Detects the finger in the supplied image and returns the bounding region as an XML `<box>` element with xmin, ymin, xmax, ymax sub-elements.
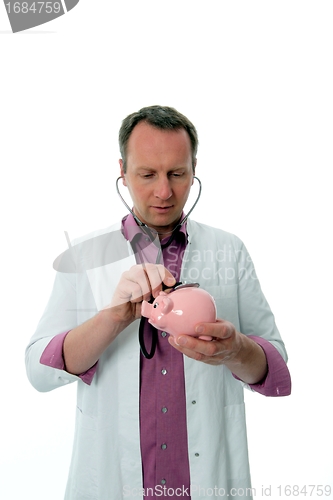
<box><xmin>145</xmin><ymin>264</ymin><xmax>176</xmax><ymax>298</ymax></box>
<box><xmin>114</xmin><ymin>278</ymin><xmax>146</xmax><ymax>304</ymax></box>
<box><xmin>127</xmin><ymin>263</ymin><xmax>173</xmax><ymax>302</ymax></box>
<box><xmin>131</xmin><ymin>264</ymin><xmax>161</xmax><ymax>300</ymax></box>
<box><xmin>168</xmin><ymin>336</ymin><xmax>218</xmax><ymax>362</ymax></box>
<box><xmin>171</xmin><ymin>334</ymin><xmax>225</xmax><ymax>358</ymax></box>
<box><xmin>130</xmin><ymin>265</ymin><xmax>155</xmax><ymax>301</ymax></box>
<box><xmin>117</xmin><ymin>267</ymin><xmax>150</xmax><ymax>303</ymax></box>
<box><xmin>194</xmin><ymin>319</ymin><xmax>234</xmax><ymax>340</ymax></box>
<box><xmin>119</xmin><ymin>264</ymin><xmax>176</xmax><ymax>304</ymax></box>
<box><xmin>158</xmin><ymin>264</ymin><xmax>177</xmax><ymax>287</ymax></box>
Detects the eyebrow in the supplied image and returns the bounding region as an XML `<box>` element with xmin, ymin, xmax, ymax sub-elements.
<box><xmin>136</xmin><ymin>166</ymin><xmax>187</xmax><ymax>172</ymax></box>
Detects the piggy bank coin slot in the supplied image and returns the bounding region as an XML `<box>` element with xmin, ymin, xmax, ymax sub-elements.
<box><xmin>173</xmin><ymin>282</ymin><xmax>200</xmax><ymax>290</ymax></box>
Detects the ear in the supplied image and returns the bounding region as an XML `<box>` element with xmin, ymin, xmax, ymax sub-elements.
<box><xmin>161</xmin><ymin>297</ymin><xmax>173</xmax><ymax>314</ymax></box>
<box><xmin>119</xmin><ymin>159</ymin><xmax>127</xmax><ymax>186</ymax></box>
<box><xmin>191</xmin><ymin>159</ymin><xmax>197</xmax><ymax>183</ymax></box>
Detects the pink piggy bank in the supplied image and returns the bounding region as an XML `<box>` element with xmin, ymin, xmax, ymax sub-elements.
<box><xmin>141</xmin><ymin>285</ymin><xmax>217</xmax><ymax>340</ymax></box>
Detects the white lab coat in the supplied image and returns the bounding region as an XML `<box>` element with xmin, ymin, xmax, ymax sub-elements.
<box><xmin>26</xmin><ymin>219</ymin><xmax>287</xmax><ymax>500</ymax></box>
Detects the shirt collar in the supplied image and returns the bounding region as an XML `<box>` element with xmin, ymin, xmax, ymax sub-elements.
<box><xmin>121</xmin><ymin>212</ymin><xmax>187</xmax><ymax>244</ymax></box>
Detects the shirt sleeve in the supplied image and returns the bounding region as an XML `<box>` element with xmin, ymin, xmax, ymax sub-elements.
<box><xmin>40</xmin><ymin>331</ymin><xmax>98</xmax><ymax>386</ymax></box>
<box><xmin>234</xmin><ymin>335</ymin><xmax>291</xmax><ymax>396</ymax></box>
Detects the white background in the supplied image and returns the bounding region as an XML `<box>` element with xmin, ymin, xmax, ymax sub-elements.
<box><xmin>1</xmin><ymin>1</ymin><xmax>332</xmax><ymax>499</ymax></box>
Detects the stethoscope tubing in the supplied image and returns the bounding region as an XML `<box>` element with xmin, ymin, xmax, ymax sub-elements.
<box><xmin>116</xmin><ymin>174</ymin><xmax>202</xmax><ymax>359</ymax></box>
<box><xmin>115</xmin><ymin>175</ymin><xmax>202</xmax><ymax>235</ymax></box>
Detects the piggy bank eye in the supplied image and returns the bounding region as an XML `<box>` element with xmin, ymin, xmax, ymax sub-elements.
<box><xmin>153</xmin><ymin>302</ymin><xmax>159</xmax><ymax>308</ymax></box>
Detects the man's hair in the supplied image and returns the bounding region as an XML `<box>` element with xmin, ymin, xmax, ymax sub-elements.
<box><xmin>119</xmin><ymin>105</ymin><xmax>198</xmax><ymax>173</ymax></box>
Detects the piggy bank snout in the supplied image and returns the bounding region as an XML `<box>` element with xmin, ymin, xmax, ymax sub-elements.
<box><xmin>141</xmin><ymin>301</ymin><xmax>152</xmax><ymax>318</ymax></box>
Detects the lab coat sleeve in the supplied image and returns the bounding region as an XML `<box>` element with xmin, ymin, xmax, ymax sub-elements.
<box><xmin>25</xmin><ymin>270</ymin><xmax>82</xmax><ymax>392</ymax></box>
<box><xmin>233</xmin><ymin>237</ymin><xmax>291</xmax><ymax>394</ymax></box>
<box><xmin>236</xmin><ymin>238</ymin><xmax>288</xmax><ymax>360</ymax></box>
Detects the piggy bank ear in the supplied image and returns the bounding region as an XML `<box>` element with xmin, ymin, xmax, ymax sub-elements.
<box><xmin>161</xmin><ymin>297</ymin><xmax>173</xmax><ymax>314</ymax></box>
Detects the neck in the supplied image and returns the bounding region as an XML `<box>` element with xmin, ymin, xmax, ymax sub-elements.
<box><xmin>133</xmin><ymin>213</ymin><xmax>184</xmax><ymax>240</ymax></box>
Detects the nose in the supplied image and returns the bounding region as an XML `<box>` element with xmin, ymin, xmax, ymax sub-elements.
<box><xmin>154</xmin><ymin>176</ymin><xmax>172</xmax><ymax>200</ymax></box>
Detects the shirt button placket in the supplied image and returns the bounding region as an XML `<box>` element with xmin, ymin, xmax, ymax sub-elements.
<box><xmin>157</xmin><ymin>329</ymin><xmax>171</xmax><ymax>488</ymax></box>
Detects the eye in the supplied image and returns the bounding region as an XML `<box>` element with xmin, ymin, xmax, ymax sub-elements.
<box><xmin>170</xmin><ymin>172</ymin><xmax>184</xmax><ymax>178</ymax></box>
<box><xmin>140</xmin><ymin>172</ymin><xmax>155</xmax><ymax>179</ymax></box>
<box><xmin>153</xmin><ymin>302</ymin><xmax>159</xmax><ymax>308</ymax></box>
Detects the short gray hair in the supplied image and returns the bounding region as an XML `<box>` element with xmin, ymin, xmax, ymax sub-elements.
<box><xmin>119</xmin><ymin>105</ymin><xmax>198</xmax><ymax>173</ymax></box>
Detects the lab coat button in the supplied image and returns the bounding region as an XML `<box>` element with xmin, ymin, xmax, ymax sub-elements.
<box><xmin>192</xmin><ymin>400</ymin><xmax>196</xmax><ymax>404</ymax></box>
<box><xmin>195</xmin><ymin>453</ymin><xmax>199</xmax><ymax>457</ymax></box>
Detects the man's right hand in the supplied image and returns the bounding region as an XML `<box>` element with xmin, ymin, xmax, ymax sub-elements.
<box><xmin>109</xmin><ymin>263</ymin><xmax>176</xmax><ymax>324</ymax></box>
<box><xmin>63</xmin><ymin>264</ymin><xmax>176</xmax><ymax>376</ymax></box>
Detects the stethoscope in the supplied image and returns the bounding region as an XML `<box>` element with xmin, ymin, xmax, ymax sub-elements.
<box><xmin>116</xmin><ymin>175</ymin><xmax>202</xmax><ymax>358</ymax></box>
<box><xmin>116</xmin><ymin>175</ymin><xmax>202</xmax><ymax>250</ymax></box>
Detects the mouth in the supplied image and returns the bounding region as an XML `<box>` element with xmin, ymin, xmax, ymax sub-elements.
<box><xmin>151</xmin><ymin>205</ymin><xmax>174</xmax><ymax>213</ymax></box>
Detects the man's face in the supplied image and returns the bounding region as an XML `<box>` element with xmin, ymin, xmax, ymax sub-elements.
<box><xmin>119</xmin><ymin>122</ymin><xmax>195</xmax><ymax>236</ymax></box>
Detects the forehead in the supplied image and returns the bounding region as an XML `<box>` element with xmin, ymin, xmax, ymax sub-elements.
<box><xmin>126</xmin><ymin>122</ymin><xmax>192</xmax><ymax>161</ymax></box>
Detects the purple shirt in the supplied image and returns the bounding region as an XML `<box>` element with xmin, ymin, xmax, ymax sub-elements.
<box><xmin>121</xmin><ymin>215</ymin><xmax>191</xmax><ymax>495</ymax></box>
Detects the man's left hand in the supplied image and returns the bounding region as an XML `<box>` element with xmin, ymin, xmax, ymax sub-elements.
<box><xmin>168</xmin><ymin>319</ymin><xmax>243</xmax><ymax>366</ymax></box>
<box><xmin>168</xmin><ymin>318</ymin><xmax>268</xmax><ymax>384</ymax></box>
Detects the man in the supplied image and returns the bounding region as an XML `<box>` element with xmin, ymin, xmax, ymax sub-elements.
<box><xmin>26</xmin><ymin>105</ymin><xmax>291</xmax><ymax>499</ymax></box>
